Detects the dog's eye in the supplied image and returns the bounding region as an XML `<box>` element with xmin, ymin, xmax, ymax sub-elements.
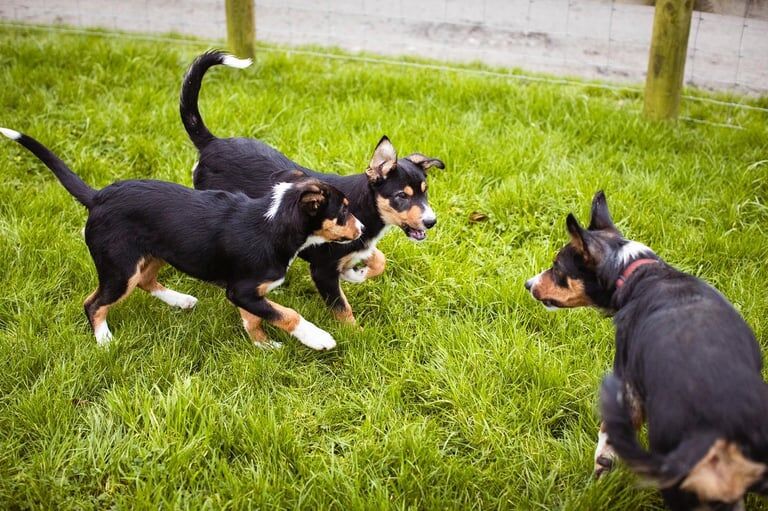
<box><xmin>553</xmin><ymin>268</ymin><xmax>568</xmax><ymax>287</ymax></box>
<box><xmin>395</xmin><ymin>192</ymin><xmax>407</xmax><ymax>200</ymax></box>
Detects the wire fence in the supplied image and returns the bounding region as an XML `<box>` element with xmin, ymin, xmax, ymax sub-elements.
<box><xmin>1</xmin><ymin>0</ymin><xmax>767</xmax><ymax>95</ymax></box>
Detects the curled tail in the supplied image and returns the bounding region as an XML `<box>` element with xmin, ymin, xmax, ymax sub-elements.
<box><xmin>1</xmin><ymin>128</ymin><xmax>95</xmax><ymax>208</ymax></box>
<box><xmin>179</xmin><ymin>49</ymin><xmax>252</xmax><ymax>151</ymax></box>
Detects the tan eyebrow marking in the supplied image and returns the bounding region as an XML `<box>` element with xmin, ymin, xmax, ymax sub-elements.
<box><xmin>403</xmin><ymin>186</ymin><xmax>414</xmax><ymax>197</ymax></box>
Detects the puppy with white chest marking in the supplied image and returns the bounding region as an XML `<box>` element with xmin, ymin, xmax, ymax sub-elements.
<box><xmin>179</xmin><ymin>50</ymin><xmax>445</xmax><ymax>324</ymax></box>
<box><xmin>526</xmin><ymin>191</ymin><xmax>768</xmax><ymax>510</ymax></box>
<box><xmin>1</xmin><ymin>128</ymin><xmax>362</xmax><ymax>349</ymax></box>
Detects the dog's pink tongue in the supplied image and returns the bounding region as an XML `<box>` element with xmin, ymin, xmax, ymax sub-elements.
<box><xmin>409</xmin><ymin>229</ymin><xmax>426</xmax><ymax>241</ymax></box>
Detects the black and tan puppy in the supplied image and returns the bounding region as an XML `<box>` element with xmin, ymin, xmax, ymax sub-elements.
<box><xmin>526</xmin><ymin>192</ymin><xmax>768</xmax><ymax>510</ymax></box>
<box><xmin>1</xmin><ymin>128</ymin><xmax>362</xmax><ymax>349</ymax></box>
<box><xmin>180</xmin><ymin>50</ymin><xmax>445</xmax><ymax>324</ymax></box>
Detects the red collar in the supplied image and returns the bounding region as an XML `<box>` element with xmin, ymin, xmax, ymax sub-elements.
<box><xmin>616</xmin><ymin>258</ymin><xmax>658</xmax><ymax>288</ymax></box>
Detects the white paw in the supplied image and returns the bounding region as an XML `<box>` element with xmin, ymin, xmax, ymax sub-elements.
<box><xmin>152</xmin><ymin>289</ymin><xmax>198</xmax><ymax>309</ymax></box>
<box><xmin>94</xmin><ymin>322</ymin><xmax>113</xmax><ymax>347</ymax></box>
<box><xmin>291</xmin><ymin>318</ymin><xmax>337</xmax><ymax>350</ymax></box>
<box><xmin>594</xmin><ymin>431</ymin><xmax>617</xmax><ymax>478</ymax></box>
<box><xmin>340</xmin><ymin>267</ymin><xmax>368</xmax><ymax>283</ymax></box>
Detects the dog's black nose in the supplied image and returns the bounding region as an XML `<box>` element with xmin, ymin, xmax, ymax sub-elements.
<box><xmin>524</xmin><ymin>279</ymin><xmax>533</xmax><ymax>291</ymax></box>
<box><xmin>424</xmin><ymin>218</ymin><xmax>437</xmax><ymax>229</ymax></box>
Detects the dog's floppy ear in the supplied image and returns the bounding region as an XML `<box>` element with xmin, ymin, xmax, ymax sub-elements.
<box><xmin>299</xmin><ymin>183</ymin><xmax>327</xmax><ymax>217</ymax></box>
<box><xmin>366</xmin><ymin>136</ymin><xmax>397</xmax><ymax>183</ymax></box>
<box><xmin>406</xmin><ymin>153</ymin><xmax>445</xmax><ymax>173</ymax></box>
<box><xmin>680</xmin><ymin>439</ymin><xmax>766</xmax><ymax>504</ymax></box>
<box><xmin>566</xmin><ymin>213</ymin><xmax>591</xmax><ymax>260</ymax></box>
<box><xmin>589</xmin><ymin>191</ymin><xmax>617</xmax><ymax>231</ymax></box>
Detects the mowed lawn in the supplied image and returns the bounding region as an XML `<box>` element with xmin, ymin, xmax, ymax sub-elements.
<box><xmin>1</xmin><ymin>25</ymin><xmax>767</xmax><ymax>510</ymax></box>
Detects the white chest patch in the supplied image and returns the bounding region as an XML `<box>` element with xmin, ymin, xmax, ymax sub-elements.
<box><xmin>289</xmin><ymin>235</ymin><xmax>328</xmax><ymax>266</ymax></box>
<box><xmin>344</xmin><ymin>224</ymin><xmax>393</xmax><ymax>268</ymax></box>
<box><xmin>619</xmin><ymin>240</ymin><xmax>653</xmax><ymax>265</ymax></box>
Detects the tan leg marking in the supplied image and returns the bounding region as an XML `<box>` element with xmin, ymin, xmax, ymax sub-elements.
<box><xmin>265</xmin><ymin>300</ymin><xmax>301</xmax><ymax>333</ymax></box>
<box><xmin>256</xmin><ymin>282</ymin><xmax>272</xmax><ymax>297</ymax></box>
<box><xmin>265</xmin><ymin>300</ymin><xmax>337</xmax><ymax>350</ymax></box>
<box><xmin>238</xmin><ymin>307</ymin><xmax>269</xmax><ymax>343</ymax></box>
<box><xmin>332</xmin><ymin>287</ymin><xmax>356</xmax><ymax>324</ymax></box>
<box><xmin>84</xmin><ymin>259</ymin><xmax>145</xmax><ymax>343</ymax></box>
<box><xmin>364</xmin><ymin>249</ymin><xmax>386</xmax><ymax>279</ymax></box>
<box><xmin>136</xmin><ymin>257</ymin><xmax>166</xmax><ymax>292</ymax></box>
<box><xmin>134</xmin><ymin>257</ymin><xmax>198</xmax><ymax>309</ymax></box>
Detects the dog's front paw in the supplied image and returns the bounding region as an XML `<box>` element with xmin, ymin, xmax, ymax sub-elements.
<box><xmin>94</xmin><ymin>323</ymin><xmax>113</xmax><ymax>347</ymax></box>
<box><xmin>593</xmin><ymin>434</ymin><xmax>617</xmax><ymax>479</ymax></box>
<box><xmin>340</xmin><ymin>267</ymin><xmax>368</xmax><ymax>283</ymax></box>
<box><xmin>292</xmin><ymin>318</ymin><xmax>337</xmax><ymax>350</ymax></box>
<box><xmin>175</xmin><ymin>294</ymin><xmax>198</xmax><ymax>309</ymax></box>
<box><xmin>152</xmin><ymin>289</ymin><xmax>198</xmax><ymax>309</ymax></box>
<box><xmin>594</xmin><ymin>454</ymin><xmax>615</xmax><ymax>479</ymax></box>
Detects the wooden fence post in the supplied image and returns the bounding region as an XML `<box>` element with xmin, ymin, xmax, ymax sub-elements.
<box><xmin>225</xmin><ymin>0</ymin><xmax>255</xmax><ymax>59</ymax></box>
<box><xmin>643</xmin><ymin>0</ymin><xmax>694</xmax><ymax>120</ymax></box>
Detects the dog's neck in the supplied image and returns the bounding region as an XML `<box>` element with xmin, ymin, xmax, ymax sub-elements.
<box><xmin>609</xmin><ymin>256</ymin><xmax>666</xmax><ymax>311</ymax></box>
<box><xmin>341</xmin><ymin>173</ymin><xmax>387</xmax><ymax>241</ymax></box>
<box><xmin>616</xmin><ymin>258</ymin><xmax>659</xmax><ymax>289</ymax></box>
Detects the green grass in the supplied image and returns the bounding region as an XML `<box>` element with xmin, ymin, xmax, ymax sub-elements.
<box><xmin>1</xmin><ymin>24</ymin><xmax>767</xmax><ymax>510</ymax></box>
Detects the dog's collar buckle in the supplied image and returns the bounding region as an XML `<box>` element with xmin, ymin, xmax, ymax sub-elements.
<box><xmin>616</xmin><ymin>258</ymin><xmax>658</xmax><ymax>289</ymax></box>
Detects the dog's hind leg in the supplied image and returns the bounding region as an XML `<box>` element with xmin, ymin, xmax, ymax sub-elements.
<box><xmin>593</xmin><ymin>421</ymin><xmax>617</xmax><ymax>478</ymax></box>
<box><xmin>84</xmin><ymin>258</ymin><xmax>145</xmax><ymax>346</ymax></box>
<box><xmin>227</xmin><ymin>281</ymin><xmax>336</xmax><ymax>350</ymax></box>
<box><xmin>238</xmin><ymin>308</ymin><xmax>281</xmax><ymax>349</ymax></box>
<box><xmin>310</xmin><ymin>264</ymin><xmax>356</xmax><ymax>324</ymax></box>
<box><xmin>594</xmin><ymin>383</ymin><xmax>644</xmax><ymax>478</ymax></box>
<box><xmin>136</xmin><ymin>257</ymin><xmax>198</xmax><ymax>309</ymax></box>
<box><xmin>264</xmin><ymin>299</ymin><xmax>336</xmax><ymax>350</ymax></box>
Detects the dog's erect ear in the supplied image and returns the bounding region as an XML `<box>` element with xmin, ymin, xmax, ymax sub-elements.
<box><xmin>366</xmin><ymin>136</ymin><xmax>397</xmax><ymax>183</ymax></box>
<box><xmin>589</xmin><ymin>191</ymin><xmax>617</xmax><ymax>231</ymax></box>
<box><xmin>405</xmin><ymin>153</ymin><xmax>445</xmax><ymax>173</ymax></box>
<box><xmin>680</xmin><ymin>439</ymin><xmax>766</xmax><ymax>504</ymax></box>
<box><xmin>566</xmin><ymin>213</ymin><xmax>590</xmax><ymax>259</ymax></box>
<box><xmin>299</xmin><ymin>183</ymin><xmax>327</xmax><ymax>217</ymax></box>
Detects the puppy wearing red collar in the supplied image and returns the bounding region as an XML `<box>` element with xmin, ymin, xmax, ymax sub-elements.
<box><xmin>526</xmin><ymin>192</ymin><xmax>768</xmax><ymax>510</ymax></box>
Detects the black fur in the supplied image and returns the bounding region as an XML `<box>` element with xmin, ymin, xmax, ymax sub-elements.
<box><xmin>4</xmin><ymin>130</ymin><xmax>361</xmax><ymax>347</ymax></box>
<box><xmin>179</xmin><ymin>50</ymin><xmax>226</xmax><ymax>150</ymax></box>
<box><xmin>13</xmin><ymin>132</ymin><xmax>96</xmax><ymax>207</ymax></box>
<box><xmin>528</xmin><ymin>191</ymin><xmax>768</xmax><ymax>510</ymax></box>
<box><xmin>179</xmin><ymin>50</ymin><xmax>445</xmax><ymax>320</ymax></box>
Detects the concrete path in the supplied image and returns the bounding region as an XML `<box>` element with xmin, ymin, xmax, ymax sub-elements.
<box><xmin>2</xmin><ymin>0</ymin><xmax>766</xmax><ymax>94</ymax></box>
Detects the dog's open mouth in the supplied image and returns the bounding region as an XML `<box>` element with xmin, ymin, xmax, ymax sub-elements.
<box><xmin>542</xmin><ymin>299</ymin><xmax>563</xmax><ymax>310</ymax></box>
<box><xmin>403</xmin><ymin>226</ymin><xmax>426</xmax><ymax>241</ymax></box>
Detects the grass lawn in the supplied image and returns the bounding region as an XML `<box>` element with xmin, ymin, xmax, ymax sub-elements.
<box><xmin>1</xmin><ymin>24</ymin><xmax>767</xmax><ymax>510</ymax></box>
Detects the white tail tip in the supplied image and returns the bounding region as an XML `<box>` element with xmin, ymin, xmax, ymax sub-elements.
<box><xmin>222</xmin><ymin>55</ymin><xmax>252</xmax><ymax>69</ymax></box>
<box><xmin>0</xmin><ymin>128</ymin><xmax>21</xmax><ymax>140</ymax></box>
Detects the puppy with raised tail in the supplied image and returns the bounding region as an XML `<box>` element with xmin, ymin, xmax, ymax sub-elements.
<box><xmin>526</xmin><ymin>191</ymin><xmax>768</xmax><ymax>510</ymax></box>
<box><xmin>1</xmin><ymin>128</ymin><xmax>362</xmax><ymax>349</ymax></box>
<box><xmin>179</xmin><ymin>50</ymin><xmax>445</xmax><ymax>324</ymax></box>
